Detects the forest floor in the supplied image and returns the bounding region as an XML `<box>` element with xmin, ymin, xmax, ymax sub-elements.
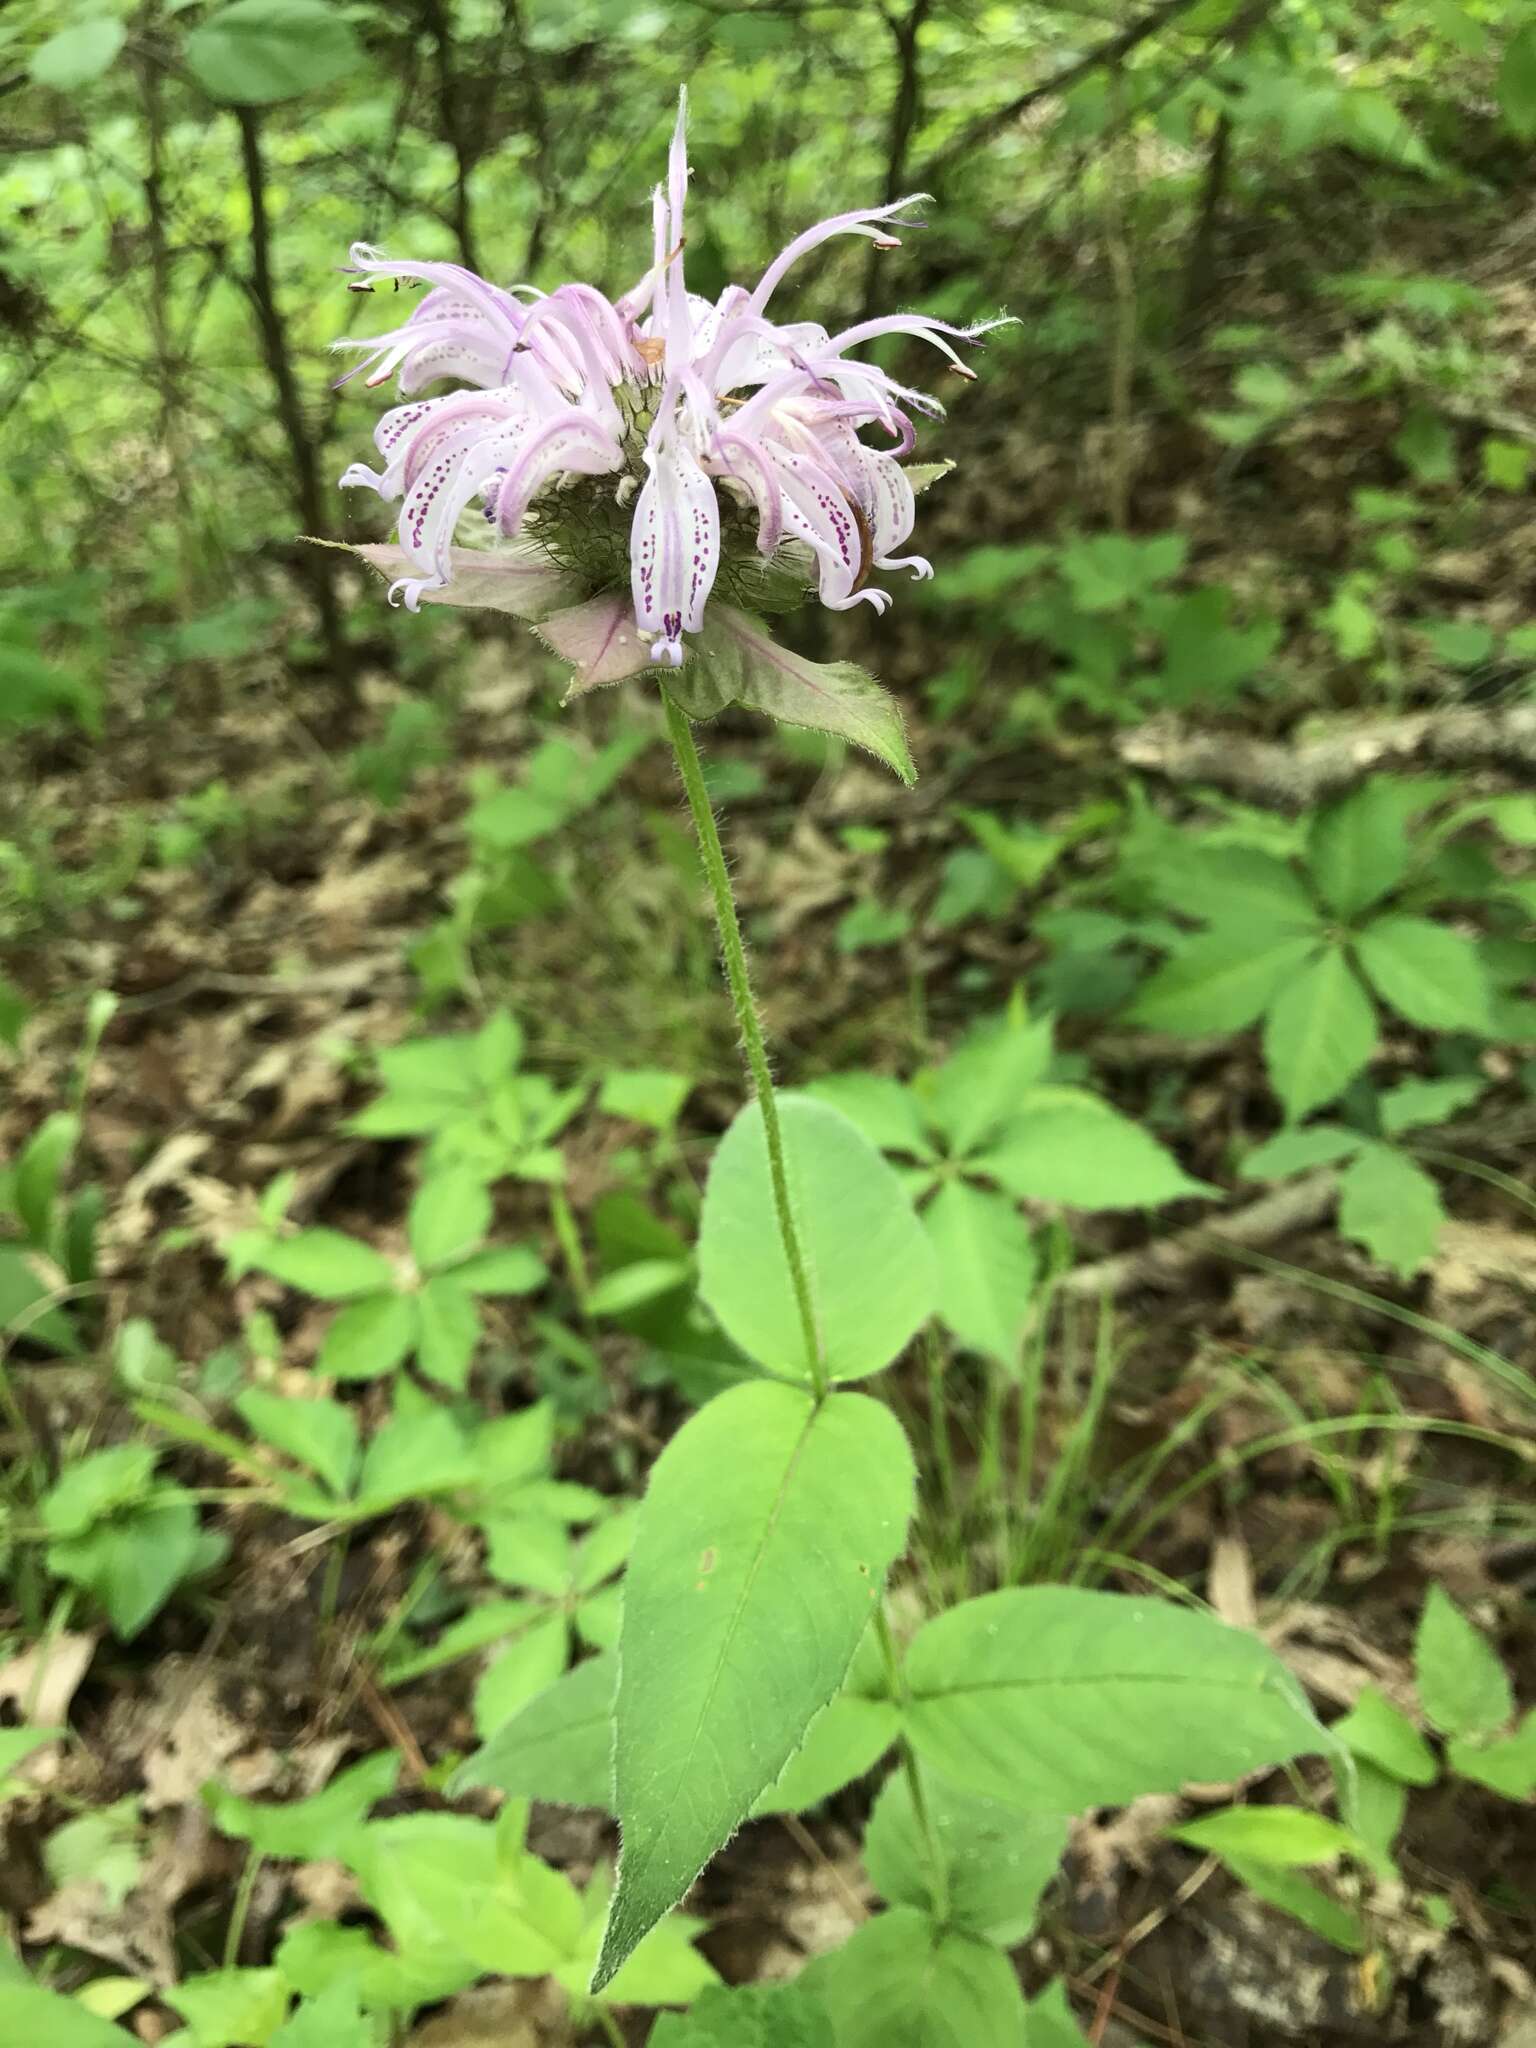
<box><xmin>4</xmin><ymin>189</ymin><xmax>1536</xmax><ymax>2046</ymax></box>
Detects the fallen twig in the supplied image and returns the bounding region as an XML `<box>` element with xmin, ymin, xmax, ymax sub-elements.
<box><xmin>1059</xmin><ymin>1108</ymin><xmax>1536</xmax><ymax>1301</ymax></box>
<box><xmin>1118</xmin><ymin>705</ymin><xmax>1536</xmax><ymax>806</ymax></box>
<box><xmin>1059</xmin><ymin>1167</ymin><xmax>1341</xmax><ymax>1300</ymax></box>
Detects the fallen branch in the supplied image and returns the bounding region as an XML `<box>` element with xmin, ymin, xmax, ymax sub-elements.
<box><xmin>1117</xmin><ymin>705</ymin><xmax>1536</xmax><ymax>806</ymax></box>
<box><xmin>1058</xmin><ymin>1168</ymin><xmax>1340</xmax><ymax>1300</ymax></box>
<box><xmin>1058</xmin><ymin>1109</ymin><xmax>1536</xmax><ymax>1302</ymax></box>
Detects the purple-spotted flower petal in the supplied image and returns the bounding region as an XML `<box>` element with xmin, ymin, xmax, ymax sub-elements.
<box><xmin>336</xmin><ymin>88</ymin><xmax>1008</xmax><ymax>670</ymax></box>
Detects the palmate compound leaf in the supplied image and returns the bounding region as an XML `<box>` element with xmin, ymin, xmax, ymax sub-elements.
<box><xmin>1353</xmin><ymin>914</ymin><xmax>1495</xmax><ymax>1035</ymax></box>
<box><xmin>1261</xmin><ymin>945</ymin><xmax>1378</xmax><ymax>1123</ymax></box>
<box><xmin>454</xmin><ymin>1652</ymin><xmax>617</xmax><ymax>1808</ymax></box>
<box><xmin>592</xmin><ymin>1380</ymin><xmax>915</xmax><ymax>1990</ymax></box>
<box><xmin>680</xmin><ymin>605</ymin><xmax>915</xmax><ymax>785</ymax></box>
<box><xmin>902</xmin><ymin>1588</ymin><xmax>1325</xmax><ymax>1811</ymax></box>
<box><xmin>698</xmin><ymin>1095</ymin><xmax>937</xmax><ymax>1384</ymax></box>
<box><xmin>973</xmin><ymin>1088</ymin><xmax>1213</xmax><ymax>1210</ymax></box>
<box><xmin>921</xmin><ymin>1179</ymin><xmax>1037</xmax><ymax>1366</ymax></box>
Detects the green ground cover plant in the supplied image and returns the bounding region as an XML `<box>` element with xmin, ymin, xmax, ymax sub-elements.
<box><xmin>4</xmin><ymin>1</ymin><xmax>1536</xmax><ymax>2043</ymax></box>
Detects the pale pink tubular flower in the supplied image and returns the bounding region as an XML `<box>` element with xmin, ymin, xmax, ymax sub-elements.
<box><xmin>335</xmin><ymin>89</ymin><xmax>1006</xmax><ymax>667</ymax></box>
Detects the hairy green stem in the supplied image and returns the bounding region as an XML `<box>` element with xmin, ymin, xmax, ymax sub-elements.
<box><xmin>661</xmin><ymin>686</ymin><xmax>825</xmax><ymax>1397</ymax></box>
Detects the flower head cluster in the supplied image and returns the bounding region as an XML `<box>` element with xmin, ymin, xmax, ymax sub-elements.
<box><xmin>337</xmin><ymin>92</ymin><xmax>999</xmax><ymax>674</ymax></box>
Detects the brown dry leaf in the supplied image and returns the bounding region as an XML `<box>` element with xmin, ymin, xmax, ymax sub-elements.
<box><xmin>404</xmin><ymin>1980</ymin><xmax>565</xmax><ymax>2047</ymax></box>
<box><xmin>1265</xmin><ymin>1603</ymin><xmax>1415</xmax><ymax>1711</ymax></box>
<box><xmin>1207</xmin><ymin>1532</ymin><xmax>1258</xmax><ymax>1630</ymax></box>
<box><xmin>26</xmin><ymin>1807</ymin><xmax>216</xmax><ymax>1986</ymax></box>
<box><xmin>1071</xmin><ymin>1794</ymin><xmax>1183</xmax><ymax>1890</ymax></box>
<box><xmin>758</xmin><ymin>817</ymin><xmax>857</xmax><ymax>933</ymax></box>
<box><xmin>287</xmin><ymin>1858</ymin><xmax>358</xmax><ymax>1924</ymax></box>
<box><xmin>1433</xmin><ymin>1222</ymin><xmax>1536</xmax><ymax>1298</ymax></box>
<box><xmin>0</xmin><ymin>1630</ymin><xmax>97</xmax><ymax>1728</ymax></box>
<box><xmin>106</xmin><ymin>1131</ymin><xmax>212</xmax><ymax>1254</ymax></box>
<box><xmin>126</xmin><ymin>1664</ymin><xmax>273</xmax><ymax>1812</ymax></box>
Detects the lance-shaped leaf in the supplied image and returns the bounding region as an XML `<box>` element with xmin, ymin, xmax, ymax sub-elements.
<box><xmin>308</xmin><ymin>539</ymin><xmax>578</xmax><ymax>621</ymax></box>
<box><xmin>689</xmin><ymin>605</ymin><xmax>915</xmax><ymax>785</ymax></box>
<box><xmin>904</xmin><ymin>458</ymin><xmax>956</xmax><ymax>495</ymax></box>
<box><xmin>593</xmin><ymin>1380</ymin><xmax>915</xmax><ymax>1990</ymax></box>
<box><xmin>539</xmin><ymin>593</ymin><xmax>655</xmax><ymax>694</ymax></box>
<box><xmin>903</xmin><ymin>1588</ymin><xmax>1325</xmax><ymax>1810</ymax></box>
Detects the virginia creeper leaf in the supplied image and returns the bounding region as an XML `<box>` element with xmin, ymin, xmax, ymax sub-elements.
<box><xmin>1261</xmin><ymin>946</ymin><xmax>1377</xmax><ymax>1122</ymax></box>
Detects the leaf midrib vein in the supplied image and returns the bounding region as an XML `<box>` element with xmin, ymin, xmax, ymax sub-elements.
<box><xmin>625</xmin><ymin>1397</ymin><xmax>822</xmax><ymax>1882</ymax></box>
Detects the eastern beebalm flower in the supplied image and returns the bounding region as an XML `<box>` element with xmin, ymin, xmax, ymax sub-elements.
<box><xmin>333</xmin><ymin>92</ymin><xmax>1004</xmax><ymax>772</ymax></box>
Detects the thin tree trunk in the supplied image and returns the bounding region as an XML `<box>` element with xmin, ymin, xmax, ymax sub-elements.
<box><xmin>1179</xmin><ymin>0</ymin><xmax>1276</xmax><ymax>325</ymax></box>
<box><xmin>235</xmin><ymin>104</ymin><xmax>350</xmax><ymax>690</ymax></box>
<box><xmin>862</xmin><ymin>0</ymin><xmax>932</xmax><ymax>319</ymax></box>
<box><xmin>419</xmin><ymin>0</ymin><xmax>482</xmax><ymax>272</ymax></box>
<box><xmin>496</xmin><ymin>0</ymin><xmax>552</xmax><ymax>274</ymax></box>
<box><xmin>136</xmin><ymin>16</ymin><xmax>199</xmax><ymax>582</ymax></box>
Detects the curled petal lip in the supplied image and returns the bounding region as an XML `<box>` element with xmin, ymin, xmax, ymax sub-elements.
<box><xmin>338</xmin><ymin>92</ymin><xmax>999</xmax><ymax>663</ymax></box>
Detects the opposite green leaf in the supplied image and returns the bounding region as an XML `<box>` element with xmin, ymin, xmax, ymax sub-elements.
<box><xmin>698</xmin><ymin>1095</ymin><xmax>937</xmax><ymax>1382</ymax></box>
<box><xmin>799</xmin><ymin>1907</ymin><xmax>1026</xmax><ymax>2048</ymax></box>
<box><xmin>29</xmin><ymin>20</ymin><xmax>127</xmax><ymax>90</ymax></box>
<box><xmin>691</xmin><ymin>606</ymin><xmax>916</xmax><ymax>785</ymax></box>
<box><xmin>903</xmin><ymin>1589</ymin><xmax>1322</xmax><ymax>1811</ymax></box>
<box><xmin>752</xmin><ymin>1695</ymin><xmax>901</xmax><ymax>1815</ymax></box>
<box><xmin>186</xmin><ymin>0</ymin><xmax>364</xmax><ymax>105</ymax></box>
<box><xmin>594</xmin><ymin>1381</ymin><xmax>915</xmax><ymax>1989</ymax></box>
<box><xmin>1261</xmin><ymin>946</ymin><xmax>1377</xmax><ymax>1123</ymax></box>
<box><xmin>1414</xmin><ymin>1585</ymin><xmax>1513</xmax><ymax>1740</ymax></box>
